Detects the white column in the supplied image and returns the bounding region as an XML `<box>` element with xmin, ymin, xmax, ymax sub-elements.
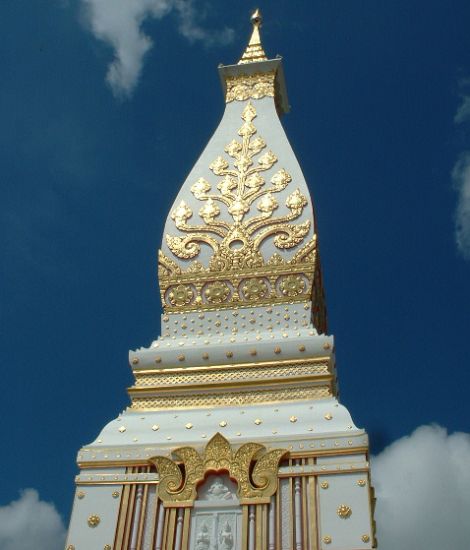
<box><xmin>294</xmin><ymin>462</ymin><xmax>303</xmax><ymax>550</ymax></box>
<box><xmin>174</xmin><ymin>507</ymin><xmax>184</xmax><ymax>550</ymax></box>
<box><xmin>268</xmin><ymin>496</ymin><xmax>276</xmax><ymax>550</ymax></box>
<box><xmin>130</xmin><ymin>485</ymin><xmax>144</xmax><ymax>550</ymax></box>
<box><xmin>248</xmin><ymin>505</ymin><xmax>256</xmax><ymax>550</ymax></box>
<box><xmin>154</xmin><ymin>500</ymin><xmax>165</xmax><ymax>550</ymax></box>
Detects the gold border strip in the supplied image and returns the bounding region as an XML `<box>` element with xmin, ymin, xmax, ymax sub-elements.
<box><xmin>289</xmin><ymin>446</ymin><xmax>368</xmax><ymax>459</ymax></box>
<box><xmin>159</xmin><ymin>261</ymin><xmax>315</xmax><ymax>285</ymax></box>
<box><xmin>77</xmin><ymin>446</ymin><xmax>368</xmax><ymax>469</ymax></box>
<box><xmin>133</xmin><ymin>355</ymin><xmax>332</xmax><ymax>375</ymax></box>
<box><xmin>114</xmin><ymin>482</ymin><xmax>131</xmax><ymax>550</ymax></box>
<box><xmin>128</xmin><ymin>374</ymin><xmax>333</xmax><ymax>395</ymax></box>
<box><xmin>136</xmin><ymin>483</ymin><xmax>148</xmax><ymax>549</ymax></box>
<box><xmin>278</xmin><ymin>467</ymin><xmax>369</xmax><ymax>479</ymax></box>
<box><xmin>129</xmin><ymin>388</ymin><xmax>332</xmax><ymax>411</ymax></box>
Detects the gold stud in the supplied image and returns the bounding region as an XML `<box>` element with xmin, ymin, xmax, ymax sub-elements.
<box><xmin>202</xmin><ymin>352</ymin><xmax>209</xmax><ymax>359</ymax></box>
<box><xmin>226</xmin><ymin>351</ymin><xmax>233</xmax><ymax>358</ymax></box>
<box><xmin>254</xmin><ymin>418</ymin><xmax>262</xmax><ymax>425</ymax></box>
<box><xmin>274</xmin><ymin>346</ymin><xmax>281</xmax><ymax>354</ymax></box>
<box><xmin>185</xmin><ymin>423</ymin><xmax>193</xmax><ymax>429</ymax></box>
<box><xmin>289</xmin><ymin>416</ymin><xmax>298</xmax><ymax>423</ymax></box>
<box><xmin>357</xmin><ymin>479</ymin><xmax>366</xmax><ymax>487</ymax></box>
<box><xmin>131</xmin><ymin>357</ymin><xmax>139</xmax><ymax>365</ymax></box>
<box><xmin>67</xmin><ymin>546</ymin><xmax>75</xmax><ymax>550</ymax></box>
<box><xmin>324</xmin><ymin>413</ymin><xmax>333</xmax><ymax>420</ymax></box>
<box><xmin>323</xmin><ymin>342</ymin><xmax>331</xmax><ymax>350</ymax></box>
<box><xmin>155</xmin><ymin>356</ymin><xmax>162</xmax><ymax>363</ymax></box>
<box><xmin>177</xmin><ymin>354</ymin><xmax>185</xmax><ymax>361</ymax></box>
<box><xmin>76</xmin><ymin>491</ymin><xmax>85</xmax><ymax>499</ymax></box>
<box><xmin>151</xmin><ymin>424</ymin><xmax>159</xmax><ymax>431</ymax></box>
<box><xmin>250</xmin><ymin>349</ymin><xmax>257</xmax><ymax>356</ymax></box>
<box><xmin>118</xmin><ymin>426</ymin><xmax>126</xmax><ymax>433</ymax></box>
<box><xmin>219</xmin><ymin>421</ymin><xmax>227</xmax><ymax>427</ymax></box>
<box><xmin>320</xmin><ymin>481</ymin><xmax>329</xmax><ymax>489</ymax></box>
<box><xmin>298</xmin><ymin>345</ymin><xmax>306</xmax><ymax>352</ymax></box>
<box><xmin>361</xmin><ymin>535</ymin><xmax>370</xmax><ymax>543</ymax></box>
<box><xmin>104</xmin><ymin>546</ymin><xmax>112</xmax><ymax>550</ymax></box>
<box><xmin>323</xmin><ymin>535</ymin><xmax>332</xmax><ymax>544</ymax></box>
<box><xmin>87</xmin><ymin>515</ymin><xmax>100</xmax><ymax>528</ymax></box>
<box><xmin>337</xmin><ymin>504</ymin><xmax>352</xmax><ymax>518</ymax></box>
<box><xmin>112</xmin><ymin>491</ymin><xmax>120</xmax><ymax>498</ymax></box>
<box><xmin>236</xmin><ymin>432</ymin><xmax>242</xmax><ymax>436</ymax></box>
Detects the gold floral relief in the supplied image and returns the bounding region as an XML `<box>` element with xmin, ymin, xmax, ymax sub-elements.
<box><xmin>150</xmin><ymin>433</ymin><xmax>287</xmax><ymax>507</ymax></box>
<box><xmin>166</xmin><ymin>101</ymin><xmax>310</xmax><ymax>271</ymax></box>
<box><xmin>159</xmin><ymin>101</ymin><xmax>323</xmax><ymax>314</ymax></box>
<box><xmin>225</xmin><ymin>72</ymin><xmax>276</xmax><ymax>103</ymax></box>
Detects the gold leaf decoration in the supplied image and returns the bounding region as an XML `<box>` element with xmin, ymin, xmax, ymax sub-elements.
<box><xmin>225</xmin><ymin>72</ymin><xmax>276</xmax><ymax>103</ymax></box>
<box><xmin>158</xmin><ymin>103</ymin><xmax>327</xmax><ymax>331</ymax></box>
<box><xmin>150</xmin><ymin>433</ymin><xmax>287</xmax><ymax>507</ymax></box>
<box><xmin>166</xmin><ymin>101</ymin><xmax>309</xmax><ymax>267</ymax></box>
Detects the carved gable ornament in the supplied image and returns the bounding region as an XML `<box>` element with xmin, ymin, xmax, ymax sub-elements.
<box><xmin>149</xmin><ymin>433</ymin><xmax>288</xmax><ymax>507</ymax></box>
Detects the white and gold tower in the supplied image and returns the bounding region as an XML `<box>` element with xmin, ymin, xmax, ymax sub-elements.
<box><xmin>66</xmin><ymin>11</ymin><xmax>377</xmax><ymax>550</ymax></box>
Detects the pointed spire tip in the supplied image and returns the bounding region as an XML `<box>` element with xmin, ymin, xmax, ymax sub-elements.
<box><xmin>238</xmin><ymin>9</ymin><xmax>268</xmax><ymax>64</ymax></box>
<box><xmin>250</xmin><ymin>8</ymin><xmax>262</xmax><ymax>27</ymax></box>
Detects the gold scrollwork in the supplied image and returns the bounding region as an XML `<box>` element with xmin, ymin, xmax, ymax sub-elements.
<box><xmin>166</xmin><ymin>102</ymin><xmax>310</xmax><ymax>270</ymax></box>
<box><xmin>225</xmin><ymin>72</ymin><xmax>276</xmax><ymax>103</ymax></box>
<box><xmin>150</xmin><ymin>433</ymin><xmax>287</xmax><ymax>506</ymax></box>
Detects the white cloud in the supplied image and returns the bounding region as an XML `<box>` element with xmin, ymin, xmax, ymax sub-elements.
<box><xmin>0</xmin><ymin>489</ymin><xmax>66</xmax><ymax>550</ymax></box>
<box><xmin>81</xmin><ymin>0</ymin><xmax>234</xmax><ymax>98</ymax></box>
<box><xmin>372</xmin><ymin>425</ymin><xmax>470</xmax><ymax>550</ymax></box>
<box><xmin>454</xmin><ymin>95</ymin><xmax>470</xmax><ymax>124</ymax></box>
<box><xmin>452</xmin><ymin>153</ymin><xmax>470</xmax><ymax>259</ymax></box>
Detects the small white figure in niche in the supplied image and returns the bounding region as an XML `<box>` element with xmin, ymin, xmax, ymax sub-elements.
<box><xmin>207</xmin><ymin>477</ymin><xmax>234</xmax><ymax>500</ymax></box>
<box><xmin>195</xmin><ymin>522</ymin><xmax>211</xmax><ymax>550</ymax></box>
<box><xmin>219</xmin><ymin>521</ymin><xmax>233</xmax><ymax>550</ymax></box>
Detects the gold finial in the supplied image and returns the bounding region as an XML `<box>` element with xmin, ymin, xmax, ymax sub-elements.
<box><xmin>238</xmin><ymin>9</ymin><xmax>268</xmax><ymax>64</ymax></box>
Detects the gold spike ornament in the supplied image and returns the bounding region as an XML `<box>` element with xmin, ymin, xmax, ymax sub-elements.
<box><xmin>238</xmin><ymin>9</ymin><xmax>268</xmax><ymax>64</ymax></box>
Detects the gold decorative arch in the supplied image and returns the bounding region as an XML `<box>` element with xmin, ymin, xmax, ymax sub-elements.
<box><xmin>149</xmin><ymin>433</ymin><xmax>287</xmax><ymax>507</ymax></box>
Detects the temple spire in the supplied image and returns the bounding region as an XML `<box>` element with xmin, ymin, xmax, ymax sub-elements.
<box><xmin>238</xmin><ymin>8</ymin><xmax>268</xmax><ymax>64</ymax></box>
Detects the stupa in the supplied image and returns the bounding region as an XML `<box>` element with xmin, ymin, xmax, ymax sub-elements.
<box><xmin>66</xmin><ymin>10</ymin><xmax>377</xmax><ymax>550</ymax></box>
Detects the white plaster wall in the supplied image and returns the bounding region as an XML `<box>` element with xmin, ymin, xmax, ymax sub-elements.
<box><xmin>66</xmin><ymin>470</ymin><xmax>125</xmax><ymax>549</ymax></box>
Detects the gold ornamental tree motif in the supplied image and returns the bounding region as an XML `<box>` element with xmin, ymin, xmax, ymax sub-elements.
<box><xmin>150</xmin><ymin>433</ymin><xmax>287</xmax><ymax>507</ymax></box>
<box><xmin>157</xmin><ymin>100</ymin><xmax>327</xmax><ymax>315</ymax></box>
<box><xmin>165</xmin><ymin>101</ymin><xmax>310</xmax><ymax>271</ymax></box>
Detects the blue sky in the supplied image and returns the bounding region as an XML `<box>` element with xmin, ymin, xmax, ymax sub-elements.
<box><xmin>1</xmin><ymin>1</ymin><xmax>470</xmax><ymax>548</ymax></box>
